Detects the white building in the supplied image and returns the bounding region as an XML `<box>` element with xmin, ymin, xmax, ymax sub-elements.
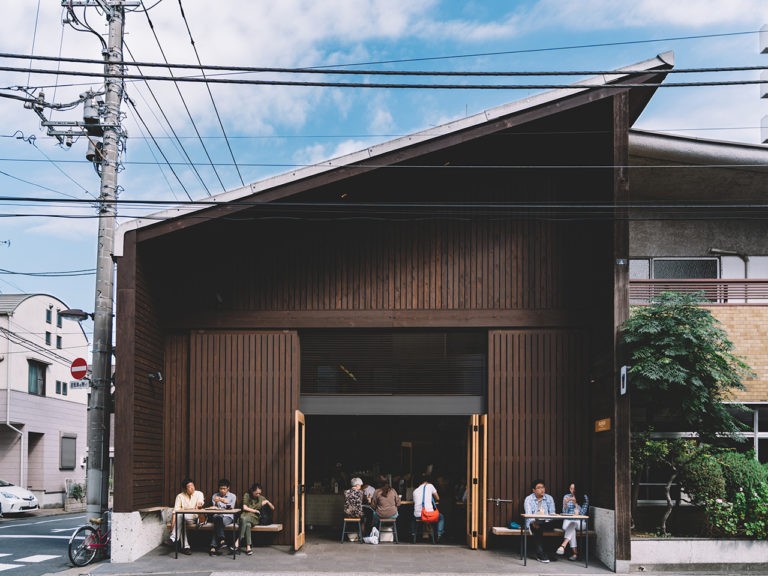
<box><xmin>0</xmin><ymin>294</ymin><xmax>90</xmax><ymax>508</ymax></box>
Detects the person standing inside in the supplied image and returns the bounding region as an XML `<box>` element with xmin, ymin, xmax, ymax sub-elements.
<box><xmin>170</xmin><ymin>478</ymin><xmax>205</xmax><ymax>555</ymax></box>
<box><xmin>209</xmin><ymin>478</ymin><xmax>237</xmax><ymax>556</ymax></box>
<box><xmin>557</xmin><ymin>481</ymin><xmax>589</xmax><ymax>561</ymax></box>
<box><xmin>237</xmin><ymin>483</ymin><xmax>275</xmax><ymax>555</ymax></box>
<box><xmin>412</xmin><ymin>474</ymin><xmax>445</xmax><ymax>542</ymax></box>
<box><xmin>523</xmin><ymin>478</ymin><xmax>556</xmax><ymax>563</ymax></box>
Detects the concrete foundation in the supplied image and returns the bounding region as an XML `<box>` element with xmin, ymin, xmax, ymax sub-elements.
<box><xmin>111</xmin><ymin>510</ymin><xmax>167</xmax><ymax>563</ymax></box>
<box><xmin>631</xmin><ymin>537</ymin><xmax>768</xmax><ymax>571</ymax></box>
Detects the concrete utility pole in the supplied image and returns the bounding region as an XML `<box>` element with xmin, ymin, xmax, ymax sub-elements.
<box><xmin>58</xmin><ymin>0</ymin><xmax>135</xmax><ymax>518</ymax></box>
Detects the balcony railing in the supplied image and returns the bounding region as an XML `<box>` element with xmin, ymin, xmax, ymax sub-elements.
<box><xmin>629</xmin><ymin>279</ymin><xmax>768</xmax><ymax>305</ymax></box>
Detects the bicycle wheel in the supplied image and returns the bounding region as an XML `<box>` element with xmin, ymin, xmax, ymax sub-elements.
<box><xmin>68</xmin><ymin>525</ymin><xmax>98</xmax><ymax>567</ymax></box>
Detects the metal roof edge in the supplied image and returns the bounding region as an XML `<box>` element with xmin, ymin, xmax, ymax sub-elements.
<box><xmin>629</xmin><ymin>128</ymin><xmax>768</xmax><ymax>169</ymax></box>
<box><xmin>115</xmin><ymin>51</ymin><xmax>674</xmax><ymax>257</ymax></box>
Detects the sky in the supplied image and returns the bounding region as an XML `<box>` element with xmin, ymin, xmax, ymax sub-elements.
<box><xmin>0</xmin><ymin>0</ymin><xmax>767</xmax><ymax>346</ymax></box>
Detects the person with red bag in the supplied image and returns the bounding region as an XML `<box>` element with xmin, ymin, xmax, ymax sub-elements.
<box><xmin>411</xmin><ymin>474</ymin><xmax>445</xmax><ymax>542</ymax></box>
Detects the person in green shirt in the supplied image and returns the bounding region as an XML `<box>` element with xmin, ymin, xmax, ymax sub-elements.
<box><xmin>237</xmin><ymin>483</ymin><xmax>274</xmax><ymax>555</ymax></box>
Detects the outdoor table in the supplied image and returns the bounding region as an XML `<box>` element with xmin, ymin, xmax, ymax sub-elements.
<box><xmin>173</xmin><ymin>507</ymin><xmax>241</xmax><ymax>559</ymax></box>
<box><xmin>521</xmin><ymin>513</ymin><xmax>590</xmax><ymax>568</ymax></box>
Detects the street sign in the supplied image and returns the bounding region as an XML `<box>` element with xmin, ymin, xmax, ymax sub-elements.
<box><xmin>70</xmin><ymin>357</ymin><xmax>88</xmax><ymax>380</ymax></box>
<box><xmin>70</xmin><ymin>380</ymin><xmax>90</xmax><ymax>389</ymax></box>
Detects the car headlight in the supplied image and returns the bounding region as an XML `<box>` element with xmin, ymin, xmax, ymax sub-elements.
<box><xmin>0</xmin><ymin>492</ymin><xmax>19</xmax><ymax>499</ymax></box>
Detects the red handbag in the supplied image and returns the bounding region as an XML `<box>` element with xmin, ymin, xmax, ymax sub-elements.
<box><xmin>419</xmin><ymin>487</ymin><xmax>440</xmax><ymax>522</ymax></box>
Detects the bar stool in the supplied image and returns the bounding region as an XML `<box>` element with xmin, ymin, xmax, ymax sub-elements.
<box><xmin>412</xmin><ymin>519</ymin><xmax>437</xmax><ymax>544</ymax></box>
<box><xmin>378</xmin><ymin>517</ymin><xmax>398</xmax><ymax>543</ymax></box>
<box><xmin>341</xmin><ymin>517</ymin><xmax>363</xmax><ymax>543</ymax></box>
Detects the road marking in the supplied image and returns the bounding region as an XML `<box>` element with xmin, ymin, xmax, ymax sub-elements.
<box><xmin>0</xmin><ymin>564</ymin><xmax>16</xmax><ymax>572</ymax></box>
<box><xmin>0</xmin><ymin>555</ymin><xmax>8</xmax><ymax>558</ymax></box>
<box><xmin>50</xmin><ymin>529</ymin><xmax>75</xmax><ymax>533</ymax></box>
<box><xmin>0</xmin><ymin>516</ymin><xmax>86</xmax><ymax>530</ymax></box>
<box><xmin>15</xmin><ymin>556</ymin><xmax>59</xmax><ymax>563</ymax></box>
<box><xmin>0</xmin><ymin>535</ymin><xmax>70</xmax><ymax>539</ymax></box>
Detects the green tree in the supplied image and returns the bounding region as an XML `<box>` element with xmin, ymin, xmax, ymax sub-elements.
<box><xmin>623</xmin><ymin>291</ymin><xmax>752</xmax><ymax>533</ymax></box>
<box><xmin>624</xmin><ymin>291</ymin><xmax>751</xmax><ymax>440</ymax></box>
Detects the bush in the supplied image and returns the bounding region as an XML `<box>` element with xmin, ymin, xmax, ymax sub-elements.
<box><xmin>716</xmin><ymin>450</ymin><xmax>768</xmax><ymax>500</ymax></box>
<box><xmin>70</xmin><ymin>483</ymin><xmax>85</xmax><ymax>501</ymax></box>
<box><xmin>681</xmin><ymin>452</ymin><xmax>726</xmax><ymax>505</ymax></box>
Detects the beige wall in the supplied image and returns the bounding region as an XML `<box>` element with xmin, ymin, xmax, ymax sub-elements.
<box><xmin>706</xmin><ymin>306</ymin><xmax>768</xmax><ymax>403</ymax></box>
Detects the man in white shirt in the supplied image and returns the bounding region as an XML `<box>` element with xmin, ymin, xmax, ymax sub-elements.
<box><xmin>170</xmin><ymin>478</ymin><xmax>205</xmax><ymax>555</ymax></box>
<box><xmin>412</xmin><ymin>475</ymin><xmax>445</xmax><ymax>542</ymax></box>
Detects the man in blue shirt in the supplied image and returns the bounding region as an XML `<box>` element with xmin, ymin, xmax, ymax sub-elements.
<box><xmin>523</xmin><ymin>478</ymin><xmax>556</xmax><ymax>563</ymax></box>
<box><xmin>209</xmin><ymin>478</ymin><xmax>237</xmax><ymax>555</ymax></box>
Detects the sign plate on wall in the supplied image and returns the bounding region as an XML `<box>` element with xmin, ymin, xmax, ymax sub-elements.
<box><xmin>594</xmin><ymin>418</ymin><xmax>611</xmax><ymax>432</ymax></box>
<box><xmin>70</xmin><ymin>380</ymin><xmax>90</xmax><ymax>389</ymax></box>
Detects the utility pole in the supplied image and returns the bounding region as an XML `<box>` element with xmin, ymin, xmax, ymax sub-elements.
<box><xmin>55</xmin><ymin>0</ymin><xmax>136</xmax><ymax>519</ymax></box>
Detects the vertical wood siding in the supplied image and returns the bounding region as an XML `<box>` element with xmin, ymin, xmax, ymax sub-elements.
<box><xmin>163</xmin><ymin>331</ymin><xmax>299</xmax><ymax>546</ymax></box>
<box><xmin>115</xmin><ymin>235</ymin><xmax>166</xmax><ymax>511</ymax></box>
<box><xmin>161</xmin><ymin>218</ymin><xmax>588</xmax><ymax>316</ymax></box>
<box><xmin>487</xmin><ymin>329</ymin><xmax>589</xmax><ymax>529</ymax></box>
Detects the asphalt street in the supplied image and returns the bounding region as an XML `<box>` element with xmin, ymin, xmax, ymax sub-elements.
<box><xmin>0</xmin><ymin>511</ymin><xmax>87</xmax><ymax>576</ymax></box>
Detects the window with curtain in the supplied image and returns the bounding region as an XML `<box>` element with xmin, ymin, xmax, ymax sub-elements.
<box><xmin>28</xmin><ymin>360</ymin><xmax>47</xmax><ymax>396</ymax></box>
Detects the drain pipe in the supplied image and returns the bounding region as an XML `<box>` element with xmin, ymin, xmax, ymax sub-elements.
<box><xmin>2</xmin><ymin>328</ymin><xmax>24</xmax><ymax>487</ymax></box>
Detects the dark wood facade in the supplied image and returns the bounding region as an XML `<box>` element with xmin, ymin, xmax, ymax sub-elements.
<box><xmin>115</xmin><ymin>57</ymin><xmax>671</xmax><ymax>557</ymax></box>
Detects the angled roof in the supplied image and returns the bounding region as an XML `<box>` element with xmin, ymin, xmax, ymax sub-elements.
<box><xmin>115</xmin><ymin>51</ymin><xmax>675</xmax><ymax>256</ymax></box>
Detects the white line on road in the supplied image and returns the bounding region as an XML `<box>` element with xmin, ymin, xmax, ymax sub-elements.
<box><xmin>0</xmin><ymin>516</ymin><xmax>85</xmax><ymax>530</ymax></box>
<box><xmin>15</xmin><ymin>556</ymin><xmax>60</xmax><ymax>563</ymax></box>
<box><xmin>0</xmin><ymin>564</ymin><xmax>16</xmax><ymax>572</ymax></box>
<box><xmin>0</xmin><ymin>535</ymin><xmax>70</xmax><ymax>539</ymax></box>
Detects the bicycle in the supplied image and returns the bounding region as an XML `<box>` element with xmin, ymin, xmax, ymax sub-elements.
<box><xmin>68</xmin><ymin>513</ymin><xmax>111</xmax><ymax>567</ymax></box>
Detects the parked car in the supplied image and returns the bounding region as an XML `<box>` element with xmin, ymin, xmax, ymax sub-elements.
<box><xmin>0</xmin><ymin>479</ymin><xmax>39</xmax><ymax>514</ymax></box>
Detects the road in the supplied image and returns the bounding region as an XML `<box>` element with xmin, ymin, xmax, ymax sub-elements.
<box><xmin>0</xmin><ymin>511</ymin><xmax>90</xmax><ymax>576</ymax></box>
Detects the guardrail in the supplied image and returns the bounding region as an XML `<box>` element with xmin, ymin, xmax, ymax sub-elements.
<box><xmin>629</xmin><ymin>279</ymin><xmax>768</xmax><ymax>305</ymax></box>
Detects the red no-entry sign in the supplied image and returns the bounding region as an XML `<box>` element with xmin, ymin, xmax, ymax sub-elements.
<box><xmin>71</xmin><ymin>357</ymin><xmax>88</xmax><ymax>380</ymax></box>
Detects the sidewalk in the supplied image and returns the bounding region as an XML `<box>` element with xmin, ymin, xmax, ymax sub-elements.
<box><xmin>47</xmin><ymin>536</ymin><xmax>768</xmax><ymax>576</ymax></box>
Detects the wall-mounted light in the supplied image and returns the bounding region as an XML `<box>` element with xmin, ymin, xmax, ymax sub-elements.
<box><xmin>59</xmin><ymin>308</ymin><xmax>95</xmax><ymax>322</ymax></box>
<box><xmin>147</xmin><ymin>371</ymin><xmax>163</xmax><ymax>383</ymax></box>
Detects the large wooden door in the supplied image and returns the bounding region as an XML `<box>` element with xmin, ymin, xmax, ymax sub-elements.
<box><xmin>466</xmin><ymin>414</ymin><xmax>488</xmax><ymax>549</ymax></box>
<box><xmin>294</xmin><ymin>409</ymin><xmax>306</xmax><ymax>551</ymax></box>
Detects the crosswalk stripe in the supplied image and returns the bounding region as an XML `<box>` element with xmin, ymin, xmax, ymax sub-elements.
<box><xmin>0</xmin><ymin>564</ymin><xmax>16</xmax><ymax>572</ymax></box>
<box><xmin>16</xmin><ymin>555</ymin><xmax>59</xmax><ymax>563</ymax></box>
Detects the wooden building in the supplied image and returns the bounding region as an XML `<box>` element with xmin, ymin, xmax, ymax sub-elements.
<box><xmin>112</xmin><ymin>53</ymin><xmax>674</xmax><ymax>569</ymax></box>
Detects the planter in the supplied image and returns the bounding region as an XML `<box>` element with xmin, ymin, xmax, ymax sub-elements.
<box><xmin>64</xmin><ymin>498</ymin><xmax>86</xmax><ymax>513</ymax></box>
<box><xmin>632</xmin><ymin>537</ymin><xmax>768</xmax><ymax>570</ymax></box>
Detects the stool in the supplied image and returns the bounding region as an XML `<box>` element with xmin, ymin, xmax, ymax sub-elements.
<box><xmin>341</xmin><ymin>517</ymin><xmax>363</xmax><ymax>543</ymax></box>
<box><xmin>378</xmin><ymin>517</ymin><xmax>398</xmax><ymax>544</ymax></box>
<box><xmin>413</xmin><ymin>519</ymin><xmax>436</xmax><ymax>544</ymax></box>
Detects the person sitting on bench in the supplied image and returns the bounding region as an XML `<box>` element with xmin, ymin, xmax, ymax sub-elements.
<box><xmin>209</xmin><ymin>478</ymin><xmax>236</xmax><ymax>556</ymax></box>
<box><xmin>557</xmin><ymin>481</ymin><xmax>588</xmax><ymax>562</ymax></box>
<box><xmin>523</xmin><ymin>478</ymin><xmax>556</xmax><ymax>563</ymax></box>
<box><xmin>236</xmin><ymin>483</ymin><xmax>275</xmax><ymax>555</ymax></box>
<box><xmin>170</xmin><ymin>478</ymin><xmax>205</xmax><ymax>555</ymax></box>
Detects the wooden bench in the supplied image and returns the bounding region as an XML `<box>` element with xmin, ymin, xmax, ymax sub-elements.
<box><xmin>492</xmin><ymin>526</ymin><xmax>595</xmax><ymax>538</ymax></box>
<box><xmin>166</xmin><ymin>520</ymin><xmax>283</xmax><ymax>533</ymax></box>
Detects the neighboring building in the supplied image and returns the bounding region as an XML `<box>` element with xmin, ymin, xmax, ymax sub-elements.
<box><xmin>0</xmin><ymin>294</ymin><xmax>90</xmax><ymax>508</ymax></box>
<box><xmin>112</xmin><ymin>52</ymin><xmax>677</xmax><ymax>567</ymax></box>
<box><xmin>628</xmin><ymin>130</ymin><xmax>768</xmax><ymax>463</ymax></box>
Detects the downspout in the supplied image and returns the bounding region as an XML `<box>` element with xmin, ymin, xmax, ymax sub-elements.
<box><xmin>3</xmin><ymin>317</ymin><xmax>24</xmax><ymax>487</ymax></box>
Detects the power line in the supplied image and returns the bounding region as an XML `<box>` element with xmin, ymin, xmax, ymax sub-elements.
<box><xmin>0</xmin><ymin>267</ymin><xmax>95</xmax><ymax>277</ymax></box>
<box><xmin>174</xmin><ymin>0</ymin><xmax>244</xmax><ymax>186</ymax></box>
<box><xmin>138</xmin><ymin>7</ymin><xmax>223</xmax><ymax>193</ymax></box>
<box><xmin>2</xmin><ymin>51</ymin><xmax>767</xmax><ymax>78</ymax></box>
<box><xmin>2</xmin><ymin>64</ymin><xmax>761</xmax><ymax>90</ymax></box>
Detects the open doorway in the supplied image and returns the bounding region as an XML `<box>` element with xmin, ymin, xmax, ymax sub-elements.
<box><xmin>303</xmin><ymin>415</ymin><xmax>468</xmax><ymax>543</ymax></box>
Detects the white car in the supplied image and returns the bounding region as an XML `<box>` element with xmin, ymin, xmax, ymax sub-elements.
<box><xmin>0</xmin><ymin>480</ymin><xmax>39</xmax><ymax>514</ymax></box>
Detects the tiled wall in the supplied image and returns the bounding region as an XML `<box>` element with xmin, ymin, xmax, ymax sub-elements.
<box><xmin>706</xmin><ymin>306</ymin><xmax>768</xmax><ymax>402</ymax></box>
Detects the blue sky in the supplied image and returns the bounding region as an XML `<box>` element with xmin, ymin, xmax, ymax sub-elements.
<box><xmin>0</xmin><ymin>0</ymin><xmax>766</xmax><ymax>345</ymax></box>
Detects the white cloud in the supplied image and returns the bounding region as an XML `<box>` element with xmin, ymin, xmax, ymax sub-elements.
<box><xmin>528</xmin><ymin>0</ymin><xmax>768</xmax><ymax>29</ymax></box>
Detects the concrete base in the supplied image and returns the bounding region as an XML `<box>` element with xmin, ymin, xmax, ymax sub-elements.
<box><xmin>632</xmin><ymin>537</ymin><xmax>768</xmax><ymax>571</ymax></box>
<box><xmin>593</xmin><ymin>507</ymin><xmax>619</xmax><ymax>571</ymax></box>
<box><xmin>111</xmin><ymin>510</ymin><xmax>167</xmax><ymax>563</ymax></box>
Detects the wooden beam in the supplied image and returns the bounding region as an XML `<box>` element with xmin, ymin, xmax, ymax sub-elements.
<box><xmin>162</xmin><ymin>308</ymin><xmax>593</xmax><ymax>331</ymax></box>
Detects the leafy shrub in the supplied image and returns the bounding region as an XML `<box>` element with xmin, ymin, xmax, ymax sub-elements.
<box><xmin>705</xmin><ymin>497</ymin><xmax>740</xmax><ymax>536</ymax></box>
<box><xmin>681</xmin><ymin>452</ymin><xmax>726</xmax><ymax>505</ymax></box>
<box><xmin>716</xmin><ymin>450</ymin><xmax>768</xmax><ymax>500</ymax></box>
<box><xmin>70</xmin><ymin>483</ymin><xmax>85</xmax><ymax>501</ymax></box>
